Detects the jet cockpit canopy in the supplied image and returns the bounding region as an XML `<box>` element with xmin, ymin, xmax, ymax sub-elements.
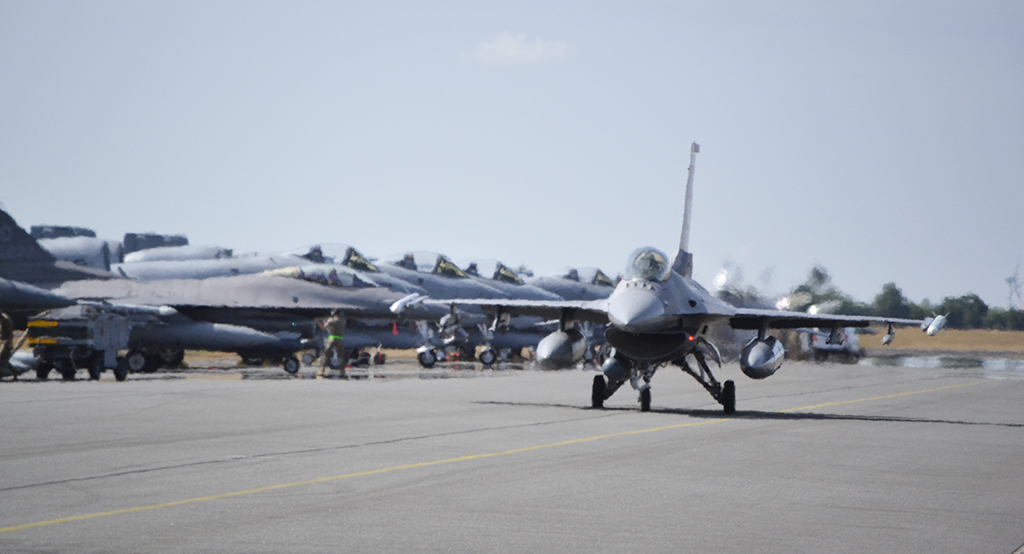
<box><xmin>386</xmin><ymin>252</ymin><xmax>468</xmax><ymax>279</ymax></box>
<box><xmin>460</xmin><ymin>259</ymin><xmax>525</xmax><ymax>285</ymax></box>
<box><xmin>624</xmin><ymin>247</ymin><xmax>671</xmax><ymax>282</ymax></box>
<box><xmin>264</xmin><ymin>264</ymin><xmax>378</xmax><ymax>288</ymax></box>
<box><xmin>576</xmin><ymin>267</ymin><xmax>617</xmax><ymax>287</ymax></box>
<box><xmin>293</xmin><ymin>244</ymin><xmax>381</xmax><ymax>273</ymax></box>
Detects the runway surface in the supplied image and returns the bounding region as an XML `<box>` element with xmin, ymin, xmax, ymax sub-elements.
<box><xmin>2</xmin><ymin>360</ymin><xmax>1023</xmax><ymax>553</ymax></box>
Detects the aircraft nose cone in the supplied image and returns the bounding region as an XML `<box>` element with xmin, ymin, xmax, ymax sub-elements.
<box><xmin>608</xmin><ymin>287</ymin><xmax>665</xmax><ymax>331</ymax></box>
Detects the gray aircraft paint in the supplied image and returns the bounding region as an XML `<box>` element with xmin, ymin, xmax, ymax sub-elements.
<box><xmin>38</xmin><ymin>236</ymin><xmax>114</xmax><ymax>271</ymax></box>
<box><xmin>123</xmin><ymin>244</ymin><xmax>233</xmax><ymax>263</ymax></box>
<box><xmin>0</xmin><ymin>277</ymin><xmax>74</xmax><ymax>313</ymax></box>
<box><xmin>394</xmin><ymin>144</ymin><xmax>934</xmax><ymax>412</ymax></box>
<box><xmin>112</xmin><ymin>252</ymin><xmax>312</xmax><ymax>281</ymax></box>
<box><xmin>527</xmin><ymin>267</ymin><xmax>616</xmax><ymax>302</ymax></box>
<box><xmin>0</xmin><ymin>209</ymin><xmax>121</xmax><ymax>288</ymax></box>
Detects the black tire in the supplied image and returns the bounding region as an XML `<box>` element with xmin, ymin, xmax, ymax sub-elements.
<box><xmin>282</xmin><ymin>356</ymin><xmax>300</xmax><ymax>375</ymax></box>
<box><xmin>372</xmin><ymin>352</ymin><xmax>386</xmax><ymax>365</ymax></box>
<box><xmin>241</xmin><ymin>357</ymin><xmax>265</xmax><ymax>367</ymax></box>
<box><xmin>114</xmin><ymin>360</ymin><xmax>128</xmax><ymax>382</ymax></box>
<box><xmin>721</xmin><ymin>380</ymin><xmax>736</xmax><ymax>414</ymax></box>
<box><xmin>126</xmin><ymin>350</ymin><xmax>152</xmax><ymax>373</ymax></box>
<box><xmin>640</xmin><ymin>388</ymin><xmax>651</xmax><ymax>412</ymax></box>
<box><xmin>35</xmin><ymin>364</ymin><xmax>51</xmax><ymax>381</ymax></box>
<box><xmin>479</xmin><ymin>348</ymin><xmax>497</xmax><ymax>367</ymax></box>
<box><xmin>591</xmin><ymin>375</ymin><xmax>606</xmax><ymax>408</ymax></box>
<box><xmin>418</xmin><ymin>350</ymin><xmax>436</xmax><ymax>369</ymax></box>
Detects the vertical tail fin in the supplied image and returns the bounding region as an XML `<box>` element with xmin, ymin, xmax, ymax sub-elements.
<box><xmin>0</xmin><ymin>208</ymin><xmax>114</xmax><ymax>286</ymax></box>
<box><xmin>0</xmin><ymin>209</ymin><xmax>58</xmax><ymax>272</ymax></box>
<box><xmin>671</xmin><ymin>142</ymin><xmax>699</xmax><ymax>278</ymax></box>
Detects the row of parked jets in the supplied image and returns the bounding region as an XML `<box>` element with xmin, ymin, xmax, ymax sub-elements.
<box><xmin>0</xmin><ymin>144</ymin><xmax>946</xmax><ymax>412</ymax></box>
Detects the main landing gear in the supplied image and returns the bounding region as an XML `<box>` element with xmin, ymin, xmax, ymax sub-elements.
<box><xmin>677</xmin><ymin>349</ymin><xmax>735</xmax><ymax>414</ymax></box>
<box><xmin>590</xmin><ymin>349</ymin><xmax>736</xmax><ymax>414</ymax></box>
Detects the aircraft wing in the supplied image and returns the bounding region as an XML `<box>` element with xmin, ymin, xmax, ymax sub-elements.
<box><xmin>392</xmin><ymin>296</ymin><xmax>611</xmax><ymax>324</ymax></box>
<box><xmin>729</xmin><ymin>308</ymin><xmax>924</xmax><ymax>330</ymax></box>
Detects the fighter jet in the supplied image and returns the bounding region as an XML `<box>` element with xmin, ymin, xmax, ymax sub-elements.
<box><xmin>0</xmin><ymin>210</ymin><xmax>121</xmax><ymax>288</ymax></box>
<box><xmin>0</xmin><ymin>278</ymin><xmax>75</xmax><ymax>318</ymax></box>
<box><xmin>51</xmin><ymin>264</ymin><xmax>444</xmax><ymax>373</ymax></box>
<box><xmin>528</xmin><ymin>267</ymin><xmax>617</xmax><ymax>301</ymax></box>
<box><xmin>2</xmin><ymin>209</ymin><xmax>442</xmax><ymax>376</ymax></box>
<box><xmin>393</xmin><ymin>143</ymin><xmax>938</xmax><ymax>413</ymax></box>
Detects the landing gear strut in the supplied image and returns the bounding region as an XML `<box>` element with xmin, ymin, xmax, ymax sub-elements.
<box><xmin>678</xmin><ymin>350</ymin><xmax>735</xmax><ymax>414</ymax></box>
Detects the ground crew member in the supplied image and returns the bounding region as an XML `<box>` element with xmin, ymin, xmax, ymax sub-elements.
<box><xmin>318</xmin><ymin>309</ymin><xmax>346</xmax><ymax>378</ymax></box>
<box><xmin>0</xmin><ymin>313</ymin><xmax>15</xmax><ymax>381</ymax></box>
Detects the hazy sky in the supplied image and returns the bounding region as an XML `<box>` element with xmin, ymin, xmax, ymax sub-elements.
<box><xmin>2</xmin><ymin>1</ymin><xmax>1022</xmax><ymax>308</ymax></box>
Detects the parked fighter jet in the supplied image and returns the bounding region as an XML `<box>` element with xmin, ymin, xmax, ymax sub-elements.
<box><xmin>52</xmin><ymin>264</ymin><xmax>444</xmax><ymax>373</ymax></box>
<box><xmin>0</xmin><ymin>210</ymin><xmax>121</xmax><ymax>288</ymax></box>
<box><xmin>0</xmin><ymin>278</ymin><xmax>75</xmax><ymax>319</ymax></box>
<box><xmin>2</xmin><ymin>209</ymin><xmax>442</xmax><ymax>377</ymax></box>
<box><xmin>528</xmin><ymin>267</ymin><xmax>617</xmax><ymax>301</ymax></box>
<box><xmin>393</xmin><ymin>143</ymin><xmax>939</xmax><ymax>413</ymax></box>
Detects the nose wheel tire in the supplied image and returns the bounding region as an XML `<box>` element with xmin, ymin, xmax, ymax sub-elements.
<box><xmin>591</xmin><ymin>375</ymin><xmax>606</xmax><ymax>408</ymax></box>
<box><xmin>417</xmin><ymin>349</ymin><xmax>436</xmax><ymax>369</ymax></box>
<box><xmin>640</xmin><ymin>388</ymin><xmax>651</xmax><ymax>412</ymax></box>
<box><xmin>479</xmin><ymin>348</ymin><xmax>497</xmax><ymax>367</ymax></box>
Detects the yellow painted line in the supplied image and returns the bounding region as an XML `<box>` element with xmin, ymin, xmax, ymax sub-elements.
<box><xmin>778</xmin><ymin>381</ymin><xmax>986</xmax><ymax>413</ymax></box>
<box><xmin>0</xmin><ymin>379</ymin><xmax>988</xmax><ymax>534</ymax></box>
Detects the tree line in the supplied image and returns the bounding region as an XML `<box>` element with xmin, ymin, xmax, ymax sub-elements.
<box><xmin>784</xmin><ymin>266</ymin><xmax>1024</xmax><ymax>331</ymax></box>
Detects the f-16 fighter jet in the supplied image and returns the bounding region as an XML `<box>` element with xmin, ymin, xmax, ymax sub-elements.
<box><xmin>394</xmin><ymin>143</ymin><xmax>941</xmax><ymax>413</ymax></box>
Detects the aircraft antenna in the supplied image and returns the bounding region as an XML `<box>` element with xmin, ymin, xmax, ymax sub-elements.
<box><xmin>672</xmin><ymin>142</ymin><xmax>699</xmax><ymax>277</ymax></box>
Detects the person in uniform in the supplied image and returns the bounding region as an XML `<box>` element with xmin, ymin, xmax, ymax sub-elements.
<box><xmin>0</xmin><ymin>313</ymin><xmax>15</xmax><ymax>381</ymax></box>
<box><xmin>318</xmin><ymin>309</ymin><xmax>346</xmax><ymax>378</ymax></box>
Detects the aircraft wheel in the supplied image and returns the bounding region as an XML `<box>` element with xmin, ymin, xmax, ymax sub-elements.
<box><xmin>591</xmin><ymin>375</ymin><xmax>606</xmax><ymax>408</ymax></box>
<box><xmin>282</xmin><ymin>356</ymin><xmax>300</xmax><ymax>375</ymax></box>
<box><xmin>640</xmin><ymin>388</ymin><xmax>651</xmax><ymax>412</ymax></box>
<box><xmin>241</xmin><ymin>357</ymin><xmax>265</xmax><ymax>367</ymax></box>
<box><xmin>417</xmin><ymin>349</ymin><xmax>436</xmax><ymax>369</ymax></box>
<box><xmin>479</xmin><ymin>348</ymin><xmax>497</xmax><ymax>367</ymax></box>
<box><xmin>721</xmin><ymin>380</ymin><xmax>736</xmax><ymax>414</ymax></box>
<box><xmin>126</xmin><ymin>350</ymin><xmax>153</xmax><ymax>373</ymax></box>
<box><xmin>114</xmin><ymin>359</ymin><xmax>128</xmax><ymax>382</ymax></box>
<box><xmin>372</xmin><ymin>352</ymin><xmax>386</xmax><ymax>365</ymax></box>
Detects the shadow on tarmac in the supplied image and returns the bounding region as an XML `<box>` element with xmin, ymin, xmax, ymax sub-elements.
<box><xmin>475</xmin><ymin>401</ymin><xmax>1024</xmax><ymax>428</ymax></box>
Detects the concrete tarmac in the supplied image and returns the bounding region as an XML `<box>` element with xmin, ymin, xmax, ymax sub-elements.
<box><xmin>1</xmin><ymin>360</ymin><xmax>1023</xmax><ymax>553</ymax></box>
